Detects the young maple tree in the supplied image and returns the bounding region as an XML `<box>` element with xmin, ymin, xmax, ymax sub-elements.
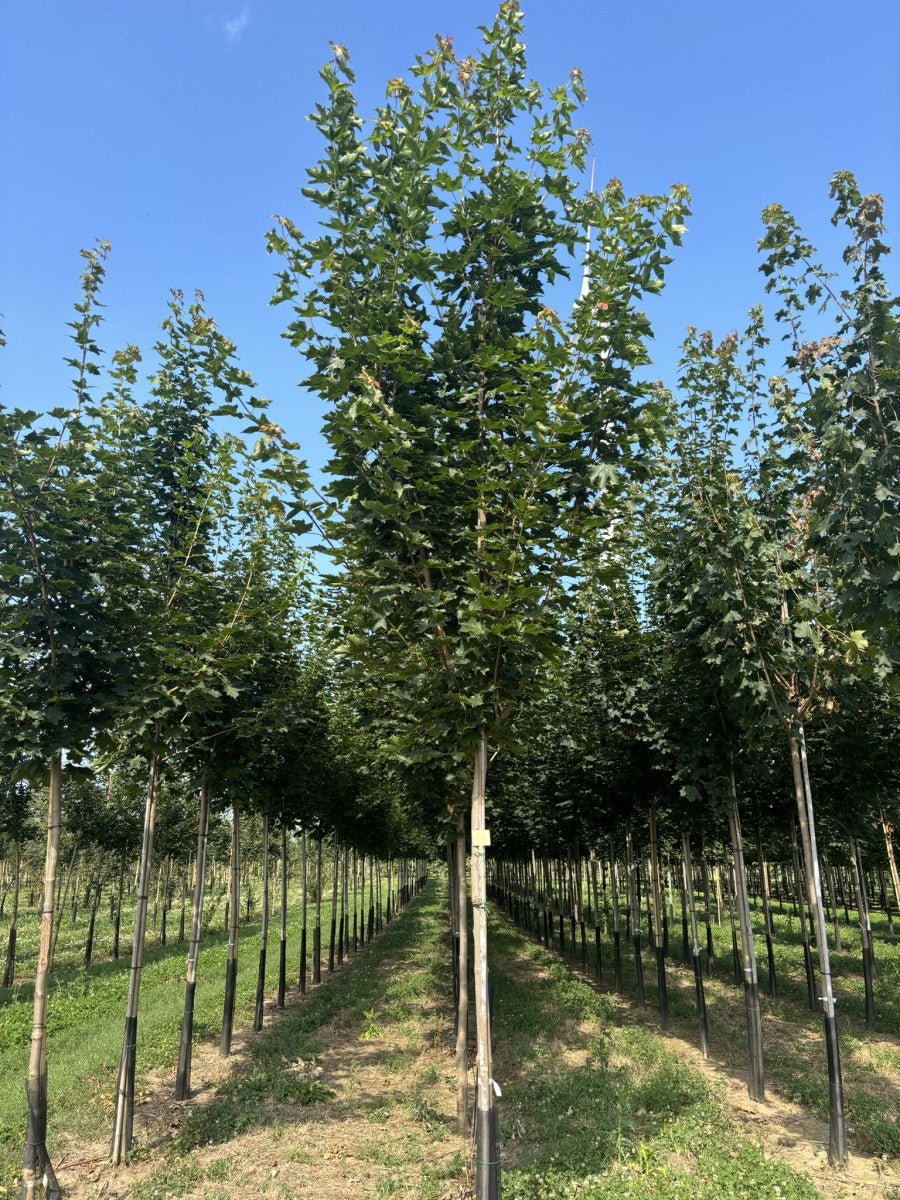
<box><xmin>268</xmin><ymin>7</ymin><xmax>688</xmax><ymax>1192</ymax></box>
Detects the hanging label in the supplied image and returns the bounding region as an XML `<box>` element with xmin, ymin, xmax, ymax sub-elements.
<box><xmin>472</xmin><ymin>829</ymin><xmax>492</xmax><ymax>847</ymax></box>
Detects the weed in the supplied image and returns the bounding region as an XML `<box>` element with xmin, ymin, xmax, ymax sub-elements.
<box><xmin>131</xmin><ymin>1158</ymin><xmax>201</xmax><ymax>1199</ymax></box>
<box><xmin>206</xmin><ymin>1156</ymin><xmax>234</xmax><ymax>1180</ymax></box>
<box><xmin>361</xmin><ymin>1008</ymin><xmax>383</xmax><ymax>1039</ymax></box>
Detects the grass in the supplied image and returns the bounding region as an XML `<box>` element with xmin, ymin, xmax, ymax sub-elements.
<box><xmin>0</xmin><ymin>870</ymin><xmax>395</xmax><ymax>1197</ymax></box>
<box><xmin>4</xmin><ymin>863</ymin><xmax>898</xmax><ymax>1198</ymax></box>
<box><xmin>122</xmin><ymin>879</ymin><xmax>462</xmax><ymax>1199</ymax></box>
<box><xmin>517</xmin><ymin>878</ymin><xmax>900</xmax><ymax>1163</ymax></box>
<box><xmin>486</xmin><ymin>911</ymin><xmax>822</xmax><ymax>1199</ymax></box>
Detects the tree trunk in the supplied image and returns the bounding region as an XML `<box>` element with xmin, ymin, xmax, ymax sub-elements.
<box><xmin>789</xmin><ymin>728</ymin><xmax>847</xmax><ymax>1165</ymax></box>
<box><xmin>352</xmin><ymin>848</ymin><xmax>358</xmax><ymax>954</ymax></box>
<box><xmin>609</xmin><ymin>844</ymin><xmax>622</xmax><ymax>993</ymax></box>
<box><xmin>159</xmin><ymin>857</ymin><xmax>171</xmax><ymax>947</ymax></box>
<box><xmin>848</xmin><ymin>835</ymin><xmax>876</xmax><ymax>1032</ymax></box>
<box><xmin>367</xmin><ymin>853</ymin><xmax>375</xmax><ymax>943</ymax></box>
<box><xmin>455</xmin><ymin>815</ymin><xmax>469</xmax><ymax>1133</ymax></box>
<box><xmin>175</xmin><ymin>776</ymin><xmax>211</xmax><ymax>1100</ymax></box>
<box><xmin>3</xmin><ymin>839</ymin><xmax>22</xmax><ymax>989</ymax></box>
<box><xmin>277</xmin><ymin>821</ymin><xmax>288</xmax><ymax>1008</ymax></box>
<box><xmin>20</xmin><ymin>753</ymin><xmax>63</xmax><ymax>1200</ymax></box>
<box><xmin>590</xmin><ymin>849</ymin><xmax>601</xmax><ymax>979</ymax></box>
<box><xmin>339</xmin><ymin>843</ymin><xmax>348</xmax><ymax>961</ymax></box>
<box><xmin>113</xmin><ymin>852</ymin><xmax>125</xmax><ymax>960</ymax></box>
<box><xmin>83</xmin><ymin>850</ymin><xmax>106</xmax><ymax>967</ymax></box>
<box><xmin>48</xmin><ymin>837</ymin><xmax>79</xmax><ymax>973</ymax></box>
<box><xmin>756</xmin><ymin>830</ymin><xmax>778</xmax><ymax>996</ymax></box>
<box><xmin>299</xmin><ymin>830</ymin><xmax>308</xmax><ymax>993</ymax></box>
<box><xmin>648</xmin><ymin>806</ymin><xmax>672</xmax><ymax>1032</ymax></box>
<box><xmin>219</xmin><ymin>808</ymin><xmax>241</xmax><ymax>1057</ymax></box>
<box><xmin>880</xmin><ymin>807</ymin><xmax>900</xmax><ymax>914</ymax></box>
<box><xmin>726</xmin><ymin>764</ymin><xmax>765</xmax><ymax>1102</ymax></box>
<box><xmin>700</xmin><ymin>853</ymin><xmax>714</xmax><ymax>973</ymax></box>
<box><xmin>682</xmin><ymin>832</ymin><xmax>709</xmax><ymax>1058</ymax></box>
<box><xmin>822</xmin><ymin>853</ymin><xmax>841</xmax><ymax>954</ymax></box>
<box><xmin>328</xmin><ymin>835</ymin><xmax>339</xmax><ymax>973</ymax></box>
<box><xmin>313</xmin><ymin>839</ymin><xmax>322</xmax><ymax>984</ymax></box>
<box><xmin>178</xmin><ymin>857</ymin><xmax>189</xmax><ymax>944</ymax></box>
<box><xmin>253</xmin><ymin>814</ymin><xmax>270</xmax><ymax>1032</ymax></box>
<box><xmin>648</xmin><ymin>804</ymin><xmax>668</xmax><ymax>1029</ymax></box>
<box><xmin>624</xmin><ymin>823</ymin><xmax>644</xmax><ymax>1004</ymax></box>
<box><xmin>790</xmin><ymin>815</ymin><xmax>818</xmax><ymax>1012</ymax></box>
<box><xmin>470</xmin><ymin>731</ymin><xmax>499</xmax><ymax>1200</ymax></box>
<box><xmin>110</xmin><ymin>752</ymin><xmax>161</xmax><ymax>1165</ymax></box>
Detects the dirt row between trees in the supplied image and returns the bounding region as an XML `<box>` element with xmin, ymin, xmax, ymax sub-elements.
<box><xmin>34</xmin><ymin>883</ymin><xmax>900</xmax><ymax>1200</ymax></box>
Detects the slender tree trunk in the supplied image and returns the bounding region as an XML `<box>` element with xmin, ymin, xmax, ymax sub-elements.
<box><xmin>682</xmin><ymin>832</ymin><xmax>709</xmax><ymax>1058</ymax></box>
<box><xmin>339</xmin><ymin>844</ymin><xmax>348</xmax><ymax>961</ymax></box>
<box><xmin>726</xmin><ymin>763</ymin><xmax>764</xmax><ymax>1101</ymax></box>
<box><xmin>159</xmin><ymin>856</ymin><xmax>171</xmax><ymax>947</ymax></box>
<box><xmin>880</xmin><ymin>806</ymin><xmax>900</xmax><ymax>913</ymax></box>
<box><xmin>648</xmin><ymin>804</ymin><xmax>668</xmax><ymax>1029</ymax></box>
<box><xmin>113</xmin><ymin>852</ymin><xmax>125</xmax><ymax>960</ymax></box>
<box><xmin>789</xmin><ymin>728</ymin><xmax>847</xmax><ymax>1165</ymax></box>
<box><xmin>455</xmin><ymin>815</ymin><xmax>469</xmax><ymax>1133</ymax></box>
<box><xmin>328</xmin><ymin>835</ymin><xmax>339</xmax><ymax>973</ymax></box>
<box><xmin>470</xmin><ymin>731</ymin><xmax>499</xmax><ymax>1200</ymax></box>
<box><xmin>352</xmin><ymin>848</ymin><xmax>358</xmax><ymax>954</ymax></box>
<box><xmin>313</xmin><ymin>839</ymin><xmax>322</xmax><ymax>984</ymax></box>
<box><xmin>367</xmin><ymin>853</ymin><xmax>375</xmax><ymax>943</ymax></box>
<box><xmin>376</xmin><ymin>857</ymin><xmax>383</xmax><ymax>932</ymax></box>
<box><xmin>178</xmin><ymin>857</ymin><xmax>189</xmax><ymax>944</ymax></box>
<box><xmin>848</xmin><ymin>835</ymin><xmax>876</xmax><ymax>1032</ymax></box>
<box><xmin>48</xmin><ymin>838</ymin><xmax>78</xmax><ymax>973</ymax></box>
<box><xmin>277</xmin><ymin>821</ymin><xmax>288</xmax><ymax>1008</ymax></box>
<box><xmin>219</xmin><ymin>809</ymin><xmax>241</xmax><ymax>1057</ymax></box>
<box><xmin>756</xmin><ymin>829</ymin><xmax>778</xmax><ymax>996</ymax></box>
<box><xmin>700</xmin><ymin>853</ymin><xmax>714</xmax><ymax>973</ymax></box>
<box><xmin>20</xmin><ymin>753</ymin><xmax>63</xmax><ymax>1200</ymax></box>
<box><xmin>790</xmin><ymin>816</ymin><xmax>818</xmax><ymax>1012</ymax></box>
<box><xmin>625</xmin><ymin>823</ymin><xmax>644</xmax><ymax>1004</ymax></box>
<box><xmin>3</xmin><ymin>839</ymin><xmax>22</xmax><ymax>989</ymax></box>
<box><xmin>84</xmin><ymin>850</ymin><xmax>106</xmax><ymax>967</ymax></box>
<box><xmin>726</xmin><ymin>863</ymin><xmax>741</xmax><ymax>986</ymax></box>
<box><xmin>110</xmin><ymin>752</ymin><xmax>161</xmax><ymax>1164</ymax></box>
<box><xmin>590</xmin><ymin>849</ymin><xmax>601</xmax><ymax>979</ymax></box>
<box><xmin>576</xmin><ymin>851</ymin><xmax>587</xmax><ymax>970</ymax></box>
<box><xmin>609</xmin><ymin>844</ymin><xmax>622</xmax><ymax>993</ymax></box>
<box><xmin>822</xmin><ymin>853</ymin><xmax>841</xmax><ymax>954</ymax></box>
<box><xmin>299</xmin><ymin>830</ymin><xmax>308</xmax><ymax>993</ymax></box>
<box><xmin>175</xmin><ymin>774</ymin><xmax>211</xmax><ymax>1100</ymax></box>
<box><xmin>253</xmin><ymin>814</ymin><xmax>270</xmax><ymax>1033</ymax></box>
<box><xmin>877</xmin><ymin>865</ymin><xmax>894</xmax><ymax>933</ymax></box>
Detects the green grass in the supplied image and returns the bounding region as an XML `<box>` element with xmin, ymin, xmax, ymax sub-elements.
<box><xmin>520</xmin><ymin>882</ymin><xmax>900</xmax><ymax>1162</ymax></box>
<box><xmin>487</xmin><ymin>912</ymin><xmax>822</xmax><ymax>1200</ymax></box>
<box><xmin>0</xmin><ymin>872</ymin><xmax>395</xmax><ymax>1197</ymax></box>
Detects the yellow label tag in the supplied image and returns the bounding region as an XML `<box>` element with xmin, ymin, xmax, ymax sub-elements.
<box><xmin>471</xmin><ymin>829</ymin><xmax>491</xmax><ymax>847</ymax></box>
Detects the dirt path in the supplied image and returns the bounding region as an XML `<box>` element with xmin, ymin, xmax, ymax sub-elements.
<box><xmin>52</xmin><ymin>906</ymin><xmax>469</xmax><ymax>1200</ymax></box>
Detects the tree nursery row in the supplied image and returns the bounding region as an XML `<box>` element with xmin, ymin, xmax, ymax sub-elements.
<box><xmin>2</xmin><ymin>6</ymin><xmax>898</xmax><ymax>1198</ymax></box>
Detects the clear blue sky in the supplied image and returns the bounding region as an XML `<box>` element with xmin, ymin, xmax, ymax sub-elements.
<box><xmin>2</xmin><ymin>0</ymin><xmax>898</xmax><ymax>475</ymax></box>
